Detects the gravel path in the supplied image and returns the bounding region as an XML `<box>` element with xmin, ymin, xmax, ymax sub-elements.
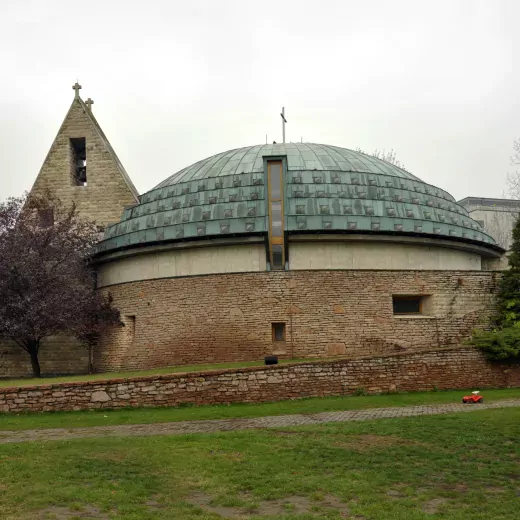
<box><xmin>1</xmin><ymin>399</ymin><xmax>519</xmax><ymax>445</ymax></box>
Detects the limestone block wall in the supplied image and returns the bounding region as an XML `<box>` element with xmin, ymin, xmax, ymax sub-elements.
<box><xmin>95</xmin><ymin>270</ymin><xmax>499</xmax><ymax>372</ymax></box>
<box><xmin>0</xmin><ymin>347</ymin><xmax>518</xmax><ymax>413</ymax></box>
<box><xmin>0</xmin><ymin>336</ymin><xmax>88</xmax><ymax>378</ymax></box>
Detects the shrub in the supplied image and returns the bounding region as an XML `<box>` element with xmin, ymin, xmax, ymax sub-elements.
<box><xmin>469</xmin><ymin>206</ymin><xmax>520</xmax><ymax>362</ymax></box>
<box><xmin>469</xmin><ymin>327</ymin><xmax>520</xmax><ymax>362</ymax></box>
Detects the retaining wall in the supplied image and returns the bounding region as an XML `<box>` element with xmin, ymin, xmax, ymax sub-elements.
<box><xmin>1</xmin><ymin>347</ymin><xmax>519</xmax><ymax>414</ymax></box>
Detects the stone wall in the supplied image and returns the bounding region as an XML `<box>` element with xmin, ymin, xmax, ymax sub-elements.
<box><xmin>1</xmin><ymin>347</ymin><xmax>518</xmax><ymax>413</ymax></box>
<box><xmin>0</xmin><ymin>336</ymin><xmax>89</xmax><ymax>378</ymax></box>
<box><xmin>96</xmin><ymin>269</ymin><xmax>499</xmax><ymax>372</ymax></box>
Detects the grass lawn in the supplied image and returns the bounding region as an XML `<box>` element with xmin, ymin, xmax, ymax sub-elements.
<box><xmin>0</xmin><ymin>358</ymin><xmax>320</xmax><ymax>388</ymax></box>
<box><xmin>1</xmin><ymin>387</ymin><xmax>519</xmax><ymax>432</ymax></box>
<box><xmin>0</xmin><ymin>408</ymin><xmax>519</xmax><ymax>519</ymax></box>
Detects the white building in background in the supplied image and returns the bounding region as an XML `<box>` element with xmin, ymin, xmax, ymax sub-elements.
<box><xmin>458</xmin><ymin>197</ymin><xmax>520</xmax><ymax>250</ymax></box>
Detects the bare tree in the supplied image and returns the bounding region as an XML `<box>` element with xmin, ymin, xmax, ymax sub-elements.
<box><xmin>507</xmin><ymin>139</ymin><xmax>520</xmax><ymax>200</ymax></box>
<box><xmin>488</xmin><ymin>139</ymin><xmax>520</xmax><ymax>248</ymax></box>
<box><xmin>0</xmin><ymin>192</ymin><xmax>120</xmax><ymax>377</ymax></box>
<box><xmin>356</xmin><ymin>147</ymin><xmax>409</xmax><ymax>172</ymax></box>
<box><xmin>485</xmin><ymin>211</ymin><xmax>515</xmax><ymax>250</ymax></box>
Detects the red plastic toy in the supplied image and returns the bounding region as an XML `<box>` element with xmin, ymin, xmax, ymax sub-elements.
<box><xmin>462</xmin><ymin>391</ymin><xmax>484</xmax><ymax>404</ymax></box>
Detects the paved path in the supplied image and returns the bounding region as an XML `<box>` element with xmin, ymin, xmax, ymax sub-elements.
<box><xmin>1</xmin><ymin>399</ymin><xmax>519</xmax><ymax>445</ymax></box>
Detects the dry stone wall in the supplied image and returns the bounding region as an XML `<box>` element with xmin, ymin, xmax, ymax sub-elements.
<box><xmin>96</xmin><ymin>269</ymin><xmax>499</xmax><ymax>372</ymax></box>
<box><xmin>0</xmin><ymin>347</ymin><xmax>518</xmax><ymax>413</ymax></box>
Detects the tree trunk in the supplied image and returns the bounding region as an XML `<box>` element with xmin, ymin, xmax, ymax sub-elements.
<box><xmin>87</xmin><ymin>344</ymin><xmax>93</xmax><ymax>374</ymax></box>
<box><xmin>27</xmin><ymin>342</ymin><xmax>41</xmax><ymax>378</ymax></box>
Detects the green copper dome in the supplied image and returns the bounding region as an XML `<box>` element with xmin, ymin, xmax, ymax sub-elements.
<box><xmin>98</xmin><ymin>143</ymin><xmax>498</xmax><ymax>254</ymax></box>
<box><xmin>153</xmin><ymin>143</ymin><xmax>422</xmax><ymax>186</ymax></box>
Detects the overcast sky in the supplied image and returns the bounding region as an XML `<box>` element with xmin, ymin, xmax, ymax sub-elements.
<box><xmin>0</xmin><ymin>0</ymin><xmax>518</xmax><ymax>201</ymax></box>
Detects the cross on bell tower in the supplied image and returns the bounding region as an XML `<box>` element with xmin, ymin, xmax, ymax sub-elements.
<box><xmin>85</xmin><ymin>98</ymin><xmax>94</xmax><ymax>111</ymax></box>
<box><xmin>72</xmin><ymin>82</ymin><xmax>82</xmax><ymax>99</ymax></box>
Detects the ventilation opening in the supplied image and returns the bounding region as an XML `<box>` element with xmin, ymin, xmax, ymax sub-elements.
<box><xmin>392</xmin><ymin>295</ymin><xmax>426</xmax><ymax>315</ymax></box>
<box><xmin>272</xmin><ymin>322</ymin><xmax>286</xmax><ymax>341</ymax></box>
<box><xmin>70</xmin><ymin>137</ymin><xmax>87</xmax><ymax>186</ymax></box>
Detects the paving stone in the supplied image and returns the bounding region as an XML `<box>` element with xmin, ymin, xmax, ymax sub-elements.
<box><xmin>1</xmin><ymin>399</ymin><xmax>518</xmax><ymax>445</ymax></box>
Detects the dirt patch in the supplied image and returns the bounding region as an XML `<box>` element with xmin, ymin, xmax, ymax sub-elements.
<box><xmin>209</xmin><ymin>450</ymin><xmax>244</xmax><ymax>461</ymax></box>
<box><xmin>386</xmin><ymin>489</ymin><xmax>405</xmax><ymax>499</ymax></box>
<box><xmin>186</xmin><ymin>491</ymin><xmax>351</xmax><ymax>518</ymax></box>
<box><xmin>333</xmin><ymin>434</ymin><xmax>428</xmax><ymax>452</ymax></box>
<box><xmin>186</xmin><ymin>492</ymin><xmax>246</xmax><ymax>518</ymax></box>
<box><xmin>145</xmin><ymin>497</ymin><xmax>165</xmax><ymax>509</ymax></box>
<box><xmin>38</xmin><ymin>505</ymin><xmax>109</xmax><ymax>519</ymax></box>
<box><xmin>440</xmin><ymin>483</ymin><xmax>469</xmax><ymax>493</ymax></box>
<box><xmin>485</xmin><ymin>486</ymin><xmax>506</xmax><ymax>494</ymax></box>
<box><xmin>422</xmin><ymin>498</ymin><xmax>448</xmax><ymax>514</ymax></box>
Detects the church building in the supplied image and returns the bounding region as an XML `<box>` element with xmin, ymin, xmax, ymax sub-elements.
<box><xmin>0</xmin><ymin>85</ymin><xmax>508</xmax><ymax>377</ymax></box>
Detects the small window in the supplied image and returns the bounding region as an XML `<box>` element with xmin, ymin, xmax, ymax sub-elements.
<box><xmin>393</xmin><ymin>295</ymin><xmax>422</xmax><ymax>315</ymax></box>
<box><xmin>272</xmin><ymin>322</ymin><xmax>286</xmax><ymax>341</ymax></box>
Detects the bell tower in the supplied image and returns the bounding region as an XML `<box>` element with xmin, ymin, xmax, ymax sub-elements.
<box><xmin>30</xmin><ymin>83</ymin><xmax>139</xmax><ymax>228</ymax></box>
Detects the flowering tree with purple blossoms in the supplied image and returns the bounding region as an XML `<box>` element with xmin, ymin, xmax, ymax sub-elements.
<box><xmin>0</xmin><ymin>192</ymin><xmax>120</xmax><ymax>377</ymax></box>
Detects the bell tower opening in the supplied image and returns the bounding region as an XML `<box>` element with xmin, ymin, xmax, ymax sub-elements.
<box><xmin>70</xmin><ymin>137</ymin><xmax>87</xmax><ymax>186</ymax></box>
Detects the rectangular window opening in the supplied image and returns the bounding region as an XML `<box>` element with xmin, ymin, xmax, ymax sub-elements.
<box><xmin>271</xmin><ymin>244</ymin><xmax>284</xmax><ymax>269</ymax></box>
<box><xmin>272</xmin><ymin>322</ymin><xmax>286</xmax><ymax>341</ymax></box>
<box><xmin>392</xmin><ymin>295</ymin><xmax>424</xmax><ymax>315</ymax></box>
<box><xmin>70</xmin><ymin>137</ymin><xmax>87</xmax><ymax>186</ymax></box>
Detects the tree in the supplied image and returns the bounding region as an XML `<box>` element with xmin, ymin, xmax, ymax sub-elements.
<box><xmin>484</xmin><ymin>211</ymin><xmax>515</xmax><ymax>250</ymax></box>
<box><xmin>506</xmin><ymin>138</ymin><xmax>520</xmax><ymax>200</ymax></box>
<box><xmin>469</xmin><ymin>212</ymin><xmax>520</xmax><ymax>361</ymax></box>
<box><xmin>0</xmin><ymin>192</ymin><xmax>120</xmax><ymax>377</ymax></box>
<box><xmin>355</xmin><ymin>147</ymin><xmax>409</xmax><ymax>172</ymax></box>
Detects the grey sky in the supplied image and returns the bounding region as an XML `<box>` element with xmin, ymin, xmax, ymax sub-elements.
<box><xmin>0</xmin><ymin>0</ymin><xmax>518</xmax><ymax>202</ymax></box>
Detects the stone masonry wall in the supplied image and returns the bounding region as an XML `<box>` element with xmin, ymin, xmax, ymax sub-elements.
<box><xmin>30</xmin><ymin>99</ymin><xmax>138</xmax><ymax>228</ymax></box>
<box><xmin>96</xmin><ymin>270</ymin><xmax>499</xmax><ymax>372</ymax></box>
<box><xmin>1</xmin><ymin>347</ymin><xmax>518</xmax><ymax>413</ymax></box>
<box><xmin>0</xmin><ymin>336</ymin><xmax>89</xmax><ymax>378</ymax></box>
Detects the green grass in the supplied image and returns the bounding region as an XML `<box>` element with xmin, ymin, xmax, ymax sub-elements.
<box><xmin>0</xmin><ymin>358</ymin><xmax>320</xmax><ymax>388</ymax></box>
<box><xmin>0</xmin><ymin>408</ymin><xmax>519</xmax><ymax>519</ymax></box>
<box><xmin>1</xmin><ymin>387</ymin><xmax>519</xmax><ymax>432</ymax></box>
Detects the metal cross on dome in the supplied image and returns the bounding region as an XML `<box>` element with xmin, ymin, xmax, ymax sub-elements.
<box><xmin>72</xmin><ymin>82</ymin><xmax>82</xmax><ymax>99</ymax></box>
<box><xmin>280</xmin><ymin>107</ymin><xmax>287</xmax><ymax>143</ymax></box>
